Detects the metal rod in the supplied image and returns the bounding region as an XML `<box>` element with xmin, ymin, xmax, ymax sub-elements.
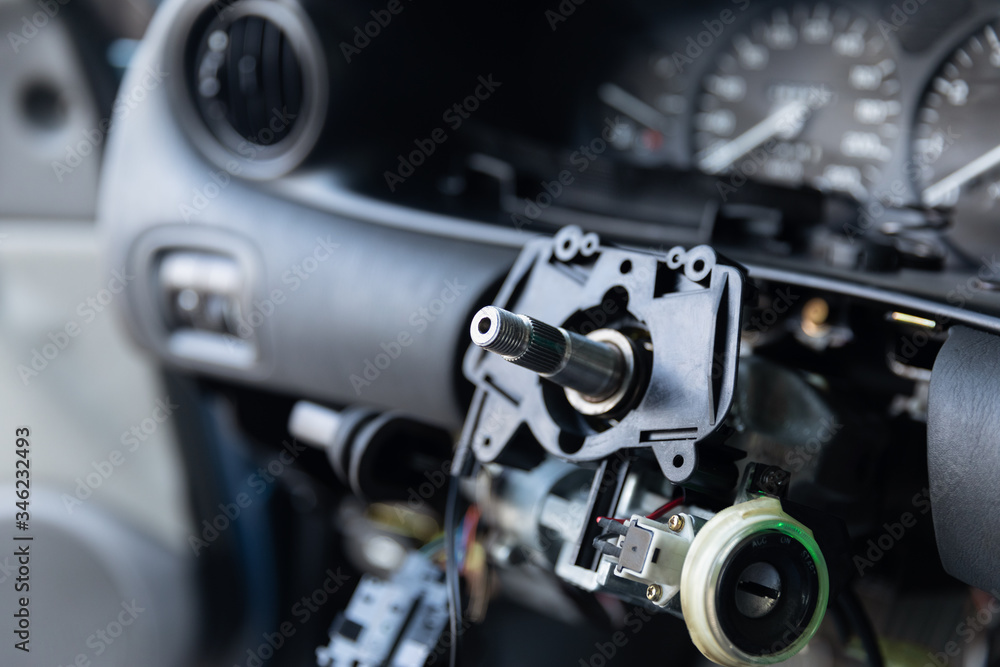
<box><xmin>470</xmin><ymin>306</ymin><xmax>626</xmax><ymax>400</ymax></box>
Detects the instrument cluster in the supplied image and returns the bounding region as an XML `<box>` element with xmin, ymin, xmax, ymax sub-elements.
<box><xmin>591</xmin><ymin>0</ymin><xmax>1000</xmax><ymax>256</ymax></box>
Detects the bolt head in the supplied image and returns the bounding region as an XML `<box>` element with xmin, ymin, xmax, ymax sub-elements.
<box><xmin>667</xmin><ymin>514</ymin><xmax>684</xmax><ymax>532</ymax></box>
<box><xmin>759</xmin><ymin>468</ymin><xmax>790</xmax><ymax>495</ymax></box>
<box><xmin>646</xmin><ymin>584</ymin><xmax>662</xmax><ymax>602</ymax></box>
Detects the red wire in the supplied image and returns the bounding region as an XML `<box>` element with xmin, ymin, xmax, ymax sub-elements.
<box><xmin>646</xmin><ymin>497</ymin><xmax>684</xmax><ymax>521</ymax></box>
<box><xmin>595</xmin><ymin>496</ymin><xmax>684</xmax><ymax>526</ymax></box>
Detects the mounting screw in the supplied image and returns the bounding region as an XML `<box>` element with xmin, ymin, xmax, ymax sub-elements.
<box><xmin>759</xmin><ymin>468</ymin><xmax>790</xmax><ymax>496</ymax></box>
<box><xmin>646</xmin><ymin>584</ymin><xmax>662</xmax><ymax>602</ymax></box>
<box><xmin>667</xmin><ymin>515</ymin><xmax>684</xmax><ymax>532</ymax></box>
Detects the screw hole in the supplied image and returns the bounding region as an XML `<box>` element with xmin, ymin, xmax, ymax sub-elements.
<box><xmin>477</xmin><ymin>317</ymin><xmax>491</xmax><ymax>334</ymax></box>
<box><xmin>692</xmin><ymin>259</ymin><xmax>705</xmax><ymax>272</ymax></box>
<box><xmin>620</xmin><ymin>260</ymin><xmax>632</xmax><ymax>274</ymax></box>
<box><xmin>672</xmin><ymin>455</ymin><xmax>684</xmax><ymax>468</ymax></box>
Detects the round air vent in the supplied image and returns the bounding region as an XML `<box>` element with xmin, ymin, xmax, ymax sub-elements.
<box><xmin>195</xmin><ymin>15</ymin><xmax>302</xmax><ymax>145</ymax></box>
<box><xmin>176</xmin><ymin>0</ymin><xmax>327</xmax><ymax>179</ymax></box>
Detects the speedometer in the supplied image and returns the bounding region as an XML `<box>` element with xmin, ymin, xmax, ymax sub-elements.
<box><xmin>913</xmin><ymin>20</ymin><xmax>1000</xmax><ymax>256</ymax></box>
<box><xmin>694</xmin><ymin>4</ymin><xmax>901</xmax><ymax>199</ymax></box>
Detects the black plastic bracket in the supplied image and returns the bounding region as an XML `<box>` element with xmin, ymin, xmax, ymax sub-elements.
<box><xmin>460</xmin><ymin>226</ymin><xmax>749</xmax><ymax>488</ymax></box>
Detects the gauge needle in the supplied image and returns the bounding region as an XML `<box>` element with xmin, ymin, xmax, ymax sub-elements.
<box><xmin>922</xmin><ymin>143</ymin><xmax>1000</xmax><ymax>207</ymax></box>
<box><xmin>598</xmin><ymin>83</ymin><xmax>673</xmax><ymax>133</ymax></box>
<box><xmin>697</xmin><ymin>101</ymin><xmax>810</xmax><ymax>175</ymax></box>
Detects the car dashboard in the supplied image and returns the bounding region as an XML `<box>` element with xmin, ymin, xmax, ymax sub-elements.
<box><xmin>89</xmin><ymin>0</ymin><xmax>1000</xmax><ymax>666</ymax></box>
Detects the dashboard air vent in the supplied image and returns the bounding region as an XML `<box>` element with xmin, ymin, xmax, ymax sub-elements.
<box><xmin>194</xmin><ymin>14</ymin><xmax>302</xmax><ymax>146</ymax></box>
<box><xmin>178</xmin><ymin>0</ymin><xmax>327</xmax><ymax>179</ymax></box>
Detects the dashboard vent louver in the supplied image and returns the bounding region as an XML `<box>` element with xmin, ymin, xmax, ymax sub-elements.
<box><xmin>193</xmin><ymin>11</ymin><xmax>303</xmax><ymax>147</ymax></box>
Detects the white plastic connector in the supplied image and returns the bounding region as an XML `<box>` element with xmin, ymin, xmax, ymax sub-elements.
<box><xmin>612</xmin><ymin>513</ymin><xmax>696</xmax><ymax>606</ymax></box>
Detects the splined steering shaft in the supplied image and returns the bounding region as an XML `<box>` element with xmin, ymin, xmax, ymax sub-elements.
<box><xmin>470</xmin><ymin>306</ymin><xmax>631</xmax><ymax>408</ymax></box>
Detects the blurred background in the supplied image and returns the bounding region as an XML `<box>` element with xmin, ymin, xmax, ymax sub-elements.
<box><xmin>0</xmin><ymin>2</ymin><xmax>196</xmax><ymax>666</ymax></box>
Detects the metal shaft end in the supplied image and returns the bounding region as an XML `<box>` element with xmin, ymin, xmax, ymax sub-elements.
<box><xmin>470</xmin><ymin>306</ymin><xmax>631</xmax><ymax>407</ymax></box>
<box><xmin>471</xmin><ymin>306</ymin><xmax>532</xmax><ymax>359</ymax></box>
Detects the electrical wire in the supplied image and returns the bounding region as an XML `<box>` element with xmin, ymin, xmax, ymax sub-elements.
<box><xmin>645</xmin><ymin>496</ymin><xmax>685</xmax><ymax>521</ymax></box>
<box><xmin>596</xmin><ymin>495</ymin><xmax>685</xmax><ymax>525</ymax></box>
<box><xmin>463</xmin><ymin>538</ymin><xmax>489</xmax><ymax>622</ymax></box>
<box><xmin>420</xmin><ymin>535</ymin><xmax>445</xmax><ymax>556</ymax></box>
<box><xmin>444</xmin><ymin>474</ymin><xmax>462</xmax><ymax>667</ymax></box>
<box><xmin>836</xmin><ymin>588</ymin><xmax>884</xmax><ymax>667</ymax></box>
<box><xmin>459</xmin><ymin>506</ymin><xmax>481</xmax><ymax>574</ymax></box>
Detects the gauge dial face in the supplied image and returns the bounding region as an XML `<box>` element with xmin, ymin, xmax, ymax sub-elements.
<box><xmin>913</xmin><ymin>21</ymin><xmax>1000</xmax><ymax>254</ymax></box>
<box><xmin>598</xmin><ymin>53</ymin><xmax>689</xmax><ymax>167</ymax></box>
<box><xmin>694</xmin><ymin>4</ymin><xmax>901</xmax><ymax>198</ymax></box>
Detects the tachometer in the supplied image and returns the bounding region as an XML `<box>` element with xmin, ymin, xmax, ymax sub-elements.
<box><xmin>694</xmin><ymin>4</ymin><xmax>901</xmax><ymax>199</ymax></box>
<box><xmin>913</xmin><ymin>20</ymin><xmax>1000</xmax><ymax>255</ymax></box>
